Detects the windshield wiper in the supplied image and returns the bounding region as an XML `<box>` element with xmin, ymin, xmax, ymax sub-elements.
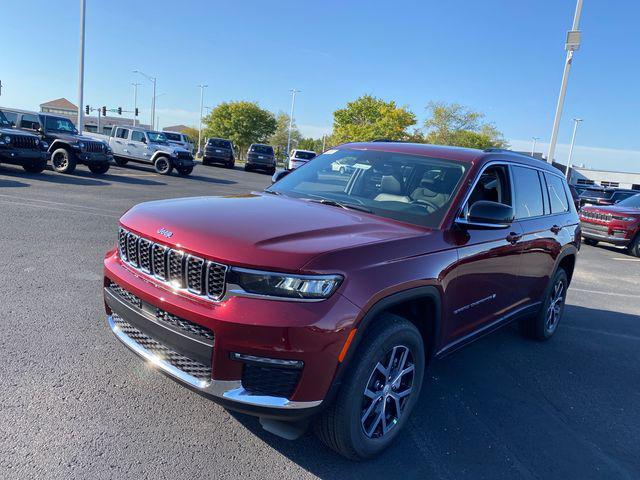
<box><xmin>308</xmin><ymin>198</ymin><xmax>373</xmax><ymax>213</ymax></box>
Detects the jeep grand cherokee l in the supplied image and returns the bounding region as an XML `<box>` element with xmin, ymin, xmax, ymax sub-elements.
<box><xmin>103</xmin><ymin>143</ymin><xmax>579</xmax><ymax>459</ymax></box>
<box><xmin>580</xmin><ymin>193</ymin><xmax>640</xmax><ymax>256</ymax></box>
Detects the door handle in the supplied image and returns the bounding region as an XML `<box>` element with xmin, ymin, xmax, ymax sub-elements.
<box><xmin>127</xmin><ymin>143</ymin><xmax>136</xmax><ymax>147</ymax></box>
<box><xmin>550</xmin><ymin>225</ymin><xmax>562</xmax><ymax>234</ymax></box>
<box><xmin>506</xmin><ymin>232</ymin><xmax>522</xmax><ymax>244</ymax></box>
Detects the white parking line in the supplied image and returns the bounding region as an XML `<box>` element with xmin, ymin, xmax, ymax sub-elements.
<box><xmin>612</xmin><ymin>257</ymin><xmax>640</xmax><ymax>262</ymax></box>
<box><xmin>570</xmin><ymin>288</ymin><xmax>639</xmax><ymax>299</ymax></box>
<box><xmin>564</xmin><ymin>325</ymin><xmax>640</xmax><ymax>341</ymax></box>
<box><xmin>0</xmin><ymin>193</ymin><xmax>121</xmax><ymax>214</ymax></box>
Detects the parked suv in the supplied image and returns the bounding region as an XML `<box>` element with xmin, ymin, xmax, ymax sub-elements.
<box><xmin>2</xmin><ymin>108</ymin><xmax>112</xmax><ymax>174</ymax></box>
<box><xmin>163</xmin><ymin>131</ymin><xmax>194</xmax><ymax>153</ymax></box>
<box><xmin>245</xmin><ymin>143</ymin><xmax>276</xmax><ymax>174</ymax></box>
<box><xmin>203</xmin><ymin>138</ymin><xmax>235</xmax><ymax>168</ymax></box>
<box><xmin>0</xmin><ymin>108</ymin><xmax>48</xmax><ymax>173</ymax></box>
<box><xmin>580</xmin><ymin>193</ymin><xmax>640</xmax><ymax>256</ymax></box>
<box><xmin>95</xmin><ymin>126</ymin><xmax>195</xmax><ymax>175</ymax></box>
<box><xmin>103</xmin><ymin>143</ymin><xmax>579</xmax><ymax>459</ymax></box>
<box><xmin>288</xmin><ymin>149</ymin><xmax>316</xmax><ymax>170</ymax></box>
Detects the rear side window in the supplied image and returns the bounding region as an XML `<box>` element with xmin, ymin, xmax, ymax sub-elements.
<box><xmin>21</xmin><ymin>114</ymin><xmax>41</xmax><ymax>130</ymax></box>
<box><xmin>545</xmin><ymin>173</ymin><xmax>569</xmax><ymax>213</ymax></box>
<box><xmin>164</xmin><ymin>132</ymin><xmax>180</xmax><ymax>141</ymax></box>
<box><xmin>512</xmin><ymin>166</ymin><xmax>544</xmax><ymax>218</ymax></box>
<box><xmin>116</xmin><ymin>128</ymin><xmax>129</xmax><ymax>139</ymax></box>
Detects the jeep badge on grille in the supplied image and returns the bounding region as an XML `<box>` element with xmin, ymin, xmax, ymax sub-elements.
<box><xmin>157</xmin><ymin>228</ymin><xmax>173</xmax><ymax>238</ymax></box>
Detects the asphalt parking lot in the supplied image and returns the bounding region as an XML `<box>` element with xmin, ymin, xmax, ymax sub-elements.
<box><xmin>1</xmin><ymin>162</ymin><xmax>639</xmax><ymax>480</ymax></box>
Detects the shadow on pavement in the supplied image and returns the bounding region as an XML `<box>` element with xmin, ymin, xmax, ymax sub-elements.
<box><xmin>228</xmin><ymin>305</ymin><xmax>640</xmax><ymax>479</ymax></box>
<box><xmin>0</xmin><ymin>177</ymin><xmax>29</xmax><ymax>188</ymax></box>
<box><xmin>1</xmin><ymin>166</ymin><xmax>109</xmax><ymax>186</ymax></box>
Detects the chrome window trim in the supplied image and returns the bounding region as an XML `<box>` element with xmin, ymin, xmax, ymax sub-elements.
<box><xmin>108</xmin><ymin>314</ymin><xmax>321</xmax><ymax>409</ymax></box>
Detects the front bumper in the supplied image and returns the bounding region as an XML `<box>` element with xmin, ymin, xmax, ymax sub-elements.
<box><xmin>580</xmin><ymin>221</ymin><xmax>634</xmax><ymax>246</ymax></box>
<box><xmin>103</xmin><ymin>250</ymin><xmax>357</xmax><ymax>419</ymax></box>
<box><xmin>76</xmin><ymin>151</ymin><xmax>112</xmax><ymax>165</ymax></box>
<box><xmin>288</xmin><ymin>160</ymin><xmax>307</xmax><ymax>170</ymax></box>
<box><xmin>0</xmin><ymin>147</ymin><xmax>47</xmax><ymax>164</ymax></box>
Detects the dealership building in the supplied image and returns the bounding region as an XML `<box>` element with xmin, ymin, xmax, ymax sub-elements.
<box><xmin>569</xmin><ymin>167</ymin><xmax>640</xmax><ymax>190</ymax></box>
<box><xmin>40</xmin><ymin>98</ymin><xmax>149</xmax><ymax>134</ymax></box>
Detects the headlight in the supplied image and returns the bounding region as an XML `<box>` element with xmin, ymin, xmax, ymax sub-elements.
<box><xmin>34</xmin><ymin>138</ymin><xmax>40</xmax><ymax>146</ymax></box>
<box><xmin>78</xmin><ymin>142</ymin><xmax>85</xmax><ymax>149</ymax></box>
<box><xmin>41</xmin><ymin>141</ymin><xmax>49</xmax><ymax>149</ymax></box>
<box><xmin>612</xmin><ymin>215</ymin><xmax>635</xmax><ymax>222</ymax></box>
<box><xmin>3</xmin><ymin>135</ymin><xmax>11</xmax><ymax>144</ymax></box>
<box><xmin>228</xmin><ymin>268</ymin><xmax>342</xmax><ymax>300</ymax></box>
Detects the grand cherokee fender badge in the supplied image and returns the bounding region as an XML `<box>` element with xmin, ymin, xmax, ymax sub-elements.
<box><xmin>157</xmin><ymin>228</ymin><xmax>173</xmax><ymax>238</ymax></box>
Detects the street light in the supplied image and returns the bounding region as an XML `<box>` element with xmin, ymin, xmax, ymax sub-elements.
<box><xmin>197</xmin><ymin>84</ymin><xmax>208</xmax><ymax>157</ymax></box>
<box><xmin>546</xmin><ymin>0</ymin><xmax>584</xmax><ymax>164</ymax></box>
<box><xmin>565</xmin><ymin>118</ymin><xmax>583</xmax><ymax>181</ymax></box>
<box><xmin>77</xmin><ymin>0</ymin><xmax>86</xmax><ymax>131</ymax></box>
<box><xmin>287</xmin><ymin>89</ymin><xmax>301</xmax><ymax>156</ymax></box>
<box><xmin>531</xmin><ymin>137</ymin><xmax>540</xmax><ymax>156</ymax></box>
<box><xmin>133</xmin><ymin>70</ymin><xmax>157</xmax><ymax>129</ymax></box>
<box><xmin>131</xmin><ymin>82</ymin><xmax>141</xmax><ymax>126</ymax></box>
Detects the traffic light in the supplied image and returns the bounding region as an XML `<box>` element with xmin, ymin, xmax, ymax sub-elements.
<box><xmin>134</xmin><ymin>108</ymin><xmax>139</xmax><ymax>117</ymax></box>
<box><xmin>101</xmin><ymin>106</ymin><xmax>106</xmax><ymax>116</ymax></box>
<box><xmin>85</xmin><ymin>105</ymin><xmax>90</xmax><ymax>115</ymax></box>
<box><xmin>117</xmin><ymin>107</ymin><xmax>122</xmax><ymax>115</ymax></box>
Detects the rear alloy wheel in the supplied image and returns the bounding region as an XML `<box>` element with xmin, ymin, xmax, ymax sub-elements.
<box><xmin>51</xmin><ymin>147</ymin><xmax>77</xmax><ymax>174</ymax></box>
<box><xmin>315</xmin><ymin>313</ymin><xmax>424</xmax><ymax>460</ymax></box>
<box><xmin>88</xmin><ymin>162</ymin><xmax>110</xmax><ymax>175</ymax></box>
<box><xmin>520</xmin><ymin>268</ymin><xmax>568</xmax><ymax>340</ymax></box>
<box><xmin>583</xmin><ymin>238</ymin><xmax>599</xmax><ymax>247</ymax></box>
<box><xmin>177</xmin><ymin>166</ymin><xmax>193</xmax><ymax>176</ymax></box>
<box><xmin>154</xmin><ymin>156</ymin><xmax>173</xmax><ymax>175</ymax></box>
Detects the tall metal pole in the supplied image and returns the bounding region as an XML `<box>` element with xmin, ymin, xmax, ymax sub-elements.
<box><xmin>286</xmin><ymin>89</ymin><xmax>300</xmax><ymax>155</ymax></box>
<box><xmin>546</xmin><ymin>0</ymin><xmax>584</xmax><ymax>164</ymax></box>
<box><xmin>132</xmin><ymin>83</ymin><xmax>141</xmax><ymax>126</ymax></box>
<box><xmin>151</xmin><ymin>77</ymin><xmax>156</xmax><ymax>129</ymax></box>
<box><xmin>531</xmin><ymin>137</ymin><xmax>540</xmax><ymax>156</ymax></box>
<box><xmin>565</xmin><ymin>118</ymin><xmax>582</xmax><ymax>181</ymax></box>
<box><xmin>77</xmin><ymin>0</ymin><xmax>86</xmax><ymax>131</ymax></box>
<box><xmin>197</xmin><ymin>84</ymin><xmax>208</xmax><ymax>156</ymax></box>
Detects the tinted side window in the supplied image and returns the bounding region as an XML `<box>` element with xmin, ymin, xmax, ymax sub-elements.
<box><xmin>512</xmin><ymin>166</ymin><xmax>544</xmax><ymax>218</ymax></box>
<box><xmin>116</xmin><ymin>128</ymin><xmax>129</xmax><ymax>139</ymax></box>
<box><xmin>21</xmin><ymin>114</ymin><xmax>40</xmax><ymax>130</ymax></box>
<box><xmin>545</xmin><ymin>173</ymin><xmax>569</xmax><ymax>213</ymax></box>
<box><xmin>3</xmin><ymin>111</ymin><xmax>18</xmax><ymax>126</ymax></box>
<box><xmin>131</xmin><ymin>131</ymin><xmax>145</xmax><ymax>142</ymax></box>
<box><xmin>465</xmin><ymin>165</ymin><xmax>512</xmax><ymax>217</ymax></box>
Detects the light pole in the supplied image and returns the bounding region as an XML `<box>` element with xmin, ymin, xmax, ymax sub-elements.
<box><xmin>77</xmin><ymin>0</ymin><xmax>86</xmax><ymax>131</ymax></box>
<box><xmin>546</xmin><ymin>0</ymin><xmax>583</xmax><ymax>164</ymax></box>
<box><xmin>565</xmin><ymin>118</ymin><xmax>583</xmax><ymax>181</ymax></box>
<box><xmin>287</xmin><ymin>89</ymin><xmax>300</xmax><ymax>156</ymax></box>
<box><xmin>134</xmin><ymin>70</ymin><xmax>157</xmax><ymax>129</ymax></box>
<box><xmin>132</xmin><ymin>82</ymin><xmax>141</xmax><ymax>126</ymax></box>
<box><xmin>531</xmin><ymin>137</ymin><xmax>540</xmax><ymax>156</ymax></box>
<box><xmin>197</xmin><ymin>84</ymin><xmax>208</xmax><ymax>157</ymax></box>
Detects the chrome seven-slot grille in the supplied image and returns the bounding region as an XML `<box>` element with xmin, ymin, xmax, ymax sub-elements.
<box><xmin>118</xmin><ymin>228</ymin><xmax>228</xmax><ymax>300</ymax></box>
<box><xmin>581</xmin><ymin>211</ymin><xmax>612</xmax><ymax>222</ymax></box>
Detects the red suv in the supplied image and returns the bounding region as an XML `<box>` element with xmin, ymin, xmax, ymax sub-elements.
<box><xmin>103</xmin><ymin>143</ymin><xmax>580</xmax><ymax>459</ymax></box>
<box><xmin>579</xmin><ymin>193</ymin><xmax>640</xmax><ymax>256</ymax></box>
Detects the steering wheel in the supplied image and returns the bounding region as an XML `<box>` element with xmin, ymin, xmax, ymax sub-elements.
<box><xmin>413</xmin><ymin>198</ymin><xmax>440</xmax><ymax>213</ymax></box>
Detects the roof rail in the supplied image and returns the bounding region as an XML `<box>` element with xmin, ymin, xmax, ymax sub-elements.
<box><xmin>483</xmin><ymin>147</ymin><xmax>512</xmax><ymax>153</ymax></box>
<box><xmin>371</xmin><ymin>138</ymin><xmax>404</xmax><ymax>143</ymax></box>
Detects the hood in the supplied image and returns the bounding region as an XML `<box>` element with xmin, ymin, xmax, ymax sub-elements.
<box><xmin>154</xmin><ymin>143</ymin><xmax>189</xmax><ymax>154</ymax></box>
<box><xmin>582</xmin><ymin>205</ymin><xmax>640</xmax><ymax>217</ymax></box>
<box><xmin>119</xmin><ymin>193</ymin><xmax>428</xmax><ymax>271</ymax></box>
<box><xmin>48</xmin><ymin>132</ymin><xmax>98</xmax><ymax>143</ymax></box>
<box><xmin>0</xmin><ymin>128</ymin><xmax>38</xmax><ymax>138</ymax></box>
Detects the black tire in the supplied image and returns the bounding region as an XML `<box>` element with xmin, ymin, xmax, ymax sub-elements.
<box><xmin>244</xmin><ymin>164</ymin><xmax>252</xmax><ymax>172</ymax></box>
<box><xmin>88</xmin><ymin>162</ymin><xmax>110</xmax><ymax>175</ymax></box>
<box><xmin>520</xmin><ymin>268</ymin><xmax>568</xmax><ymax>341</ymax></box>
<box><xmin>153</xmin><ymin>156</ymin><xmax>173</xmax><ymax>175</ymax></box>
<box><xmin>202</xmin><ymin>158</ymin><xmax>210</xmax><ymax>166</ymax></box>
<box><xmin>51</xmin><ymin>147</ymin><xmax>77</xmax><ymax>174</ymax></box>
<box><xmin>268</xmin><ymin>167</ymin><xmax>276</xmax><ymax>175</ymax></box>
<box><xmin>583</xmin><ymin>238</ymin><xmax>599</xmax><ymax>247</ymax></box>
<box><xmin>227</xmin><ymin>160</ymin><xmax>235</xmax><ymax>169</ymax></box>
<box><xmin>22</xmin><ymin>160</ymin><xmax>47</xmax><ymax>173</ymax></box>
<box><xmin>114</xmin><ymin>156</ymin><xmax>128</xmax><ymax>166</ymax></box>
<box><xmin>626</xmin><ymin>235</ymin><xmax>640</xmax><ymax>257</ymax></box>
<box><xmin>176</xmin><ymin>166</ymin><xmax>193</xmax><ymax>176</ymax></box>
<box><xmin>314</xmin><ymin>313</ymin><xmax>425</xmax><ymax>460</ymax></box>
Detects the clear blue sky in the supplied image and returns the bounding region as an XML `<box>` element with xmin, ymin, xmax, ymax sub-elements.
<box><xmin>2</xmin><ymin>0</ymin><xmax>639</xmax><ymax>171</ymax></box>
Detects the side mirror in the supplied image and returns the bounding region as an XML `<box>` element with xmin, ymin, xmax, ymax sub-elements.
<box><xmin>141</xmin><ymin>137</ymin><xmax>147</xmax><ymax>144</ymax></box>
<box><xmin>458</xmin><ymin>200</ymin><xmax>514</xmax><ymax>229</ymax></box>
<box><xmin>271</xmin><ymin>169</ymin><xmax>291</xmax><ymax>184</ymax></box>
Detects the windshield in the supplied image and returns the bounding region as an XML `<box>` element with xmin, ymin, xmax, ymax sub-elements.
<box><xmin>294</xmin><ymin>151</ymin><xmax>316</xmax><ymax>160</ymax></box>
<box><xmin>580</xmin><ymin>189</ymin><xmax>611</xmax><ymax>199</ymax></box>
<box><xmin>44</xmin><ymin>116</ymin><xmax>77</xmax><ymax>133</ymax></box>
<box><xmin>208</xmin><ymin>139</ymin><xmax>231</xmax><ymax>148</ymax></box>
<box><xmin>269</xmin><ymin>148</ymin><xmax>467</xmax><ymax>228</ymax></box>
<box><xmin>616</xmin><ymin>194</ymin><xmax>640</xmax><ymax>209</ymax></box>
<box><xmin>164</xmin><ymin>132</ymin><xmax>181</xmax><ymax>141</ymax></box>
<box><xmin>250</xmin><ymin>145</ymin><xmax>273</xmax><ymax>155</ymax></box>
<box><xmin>0</xmin><ymin>111</ymin><xmax>11</xmax><ymax>128</ymax></box>
<box><xmin>147</xmin><ymin>132</ymin><xmax>168</xmax><ymax>143</ymax></box>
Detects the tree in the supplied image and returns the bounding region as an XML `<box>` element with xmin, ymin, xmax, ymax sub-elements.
<box><xmin>203</xmin><ymin>101</ymin><xmax>277</xmax><ymax>159</ymax></box>
<box><xmin>268</xmin><ymin>112</ymin><xmax>301</xmax><ymax>158</ymax></box>
<box><xmin>178</xmin><ymin>126</ymin><xmax>199</xmax><ymax>144</ymax></box>
<box><xmin>331</xmin><ymin>95</ymin><xmax>416</xmax><ymax>144</ymax></box>
<box><xmin>298</xmin><ymin>137</ymin><xmax>325</xmax><ymax>153</ymax></box>
<box><xmin>423</xmin><ymin>101</ymin><xmax>508</xmax><ymax>149</ymax></box>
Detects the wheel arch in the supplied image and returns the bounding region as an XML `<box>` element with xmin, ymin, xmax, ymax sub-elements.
<box><xmin>151</xmin><ymin>151</ymin><xmax>173</xmax><ymax>164</ymax></box>
<box><xmin>49</xmin><ymin>140</ymin><xmax>72</xmax><ymax>153</ymax></box>
<box><xmin>554</xmin><ymin>246</ymin><xmax>578</xmax><ymax>285</ymax></box>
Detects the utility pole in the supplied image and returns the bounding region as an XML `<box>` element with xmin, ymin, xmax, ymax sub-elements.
<box><xmin>565</xmin><ymin>118</ymin><xmax>583</xmax><ymax>181</ymax></box>
<box><xmin>287</xmin><ymin>89</ymin><xmax>300</xmax><ymax>156</ymax></box>
<box><xmin>0</xmin><ymin>80</ymin><xmax>3</xmax><ymax>96</ymax></box>
<box><xmin>197</xmin><ymin>84</ymin><xmax>208</xmax><ymax>157</ymax></box>
<box><xmin>322</xmin><ymin>134</ymin><xmax>326</xmax><ymax>152</ymax></box>
<box><xmin>132</xmin><ymin>83</ymin><xmax>141</xmax><ymax>126</ymax></box>
<box><xmin>531</xmin><ymin>137</ymin><xmax>540</xmax><ymax>156</ymax></box>
<box><xmin>77</xmin><ymin>0</ymin><xmax>86</xmax><ymax>132</ymax></box>
<box><xmin>134</xmin><ymin>70</ymin><xmax>157</xmax><ymax>129</ymax></box>
<box><xmin>547</xmin><ymin>0</ymin><xmax>584</xmax><ymax>164</ymax></box>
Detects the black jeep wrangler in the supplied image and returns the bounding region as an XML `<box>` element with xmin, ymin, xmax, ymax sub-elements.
<box><xmin>0</xmin><ymin>108</ymin><xmax>48</xmax><ymax>173</ymax></box>
<box><xmin>3</xmin><ymin>109</ymin><xmax>113</xmax><ymax>174</ymax></box>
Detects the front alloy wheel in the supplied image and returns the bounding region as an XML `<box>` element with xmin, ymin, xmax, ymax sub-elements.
<box><xmin>361</xmin><ymin>346</ymin><xmax>415</xmax><ymax>439</ymax></box>
<box><xmin>520</xmin><ymin>267</ymin><xmax>568</xmax><ymax>340</ymax></box>
<box><xmin>545</xmin><ymin>280</ymin><xmax>565</xmax><ymax>335</ymax></box>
